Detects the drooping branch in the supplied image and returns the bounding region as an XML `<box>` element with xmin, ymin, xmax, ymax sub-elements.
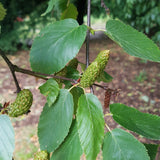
<box><xmin>0</xmin><ymin>51</ymin><xmax>21</xmax><ymax>93</ymax></box>
<box><xmin>0</xmin><ymin>51</ymin><xmax>77</xmax><ymax>92</ymax></box>
<box><xmin>13</xmin><ymin>65</ymin><xmax>76</xmax><ymax>83</ymax></box>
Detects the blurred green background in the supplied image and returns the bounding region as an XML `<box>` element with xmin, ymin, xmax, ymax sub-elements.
<box><xmin>0</xmin><ymin>0</ymin><xmax>160</xmax><ymax>53</ymax></box>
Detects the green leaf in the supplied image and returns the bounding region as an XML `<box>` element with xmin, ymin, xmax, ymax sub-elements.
<box><xmin>144</xmin><ymin>143</ymin><xmax>159</xmax><ymax>160</ymax></box>
<box><xmin>70</xmin><ymin>87</ymin><xmax>84</xmax><ymax>114</ymax></box>
<box><xmin>96</xmin><ymin>71</ymin><xmax>113</xmax><ymax>83</ymax></box>
<box><xmin>110</xmin><ymin>103</ymin><xmax>160</xmax><ymax>140</ymax></box>
<box><xmin>42</xmin><ymin>0</ymin><xmax>67</xmax><ymax>16</ymax></box>
<box><xmin>51</xmin><ymin>120</ymin><xmax>83</xmax><ymax>160</ymax></box>
<box><xmin>61</xmin><ymin>3</ymin><xmax>78</xmax><ymax>20</ymax></box>
<box><xmin>66</xmin><ymin>66</ymin><xmax>80</xmax><ymax>80</ymax></box>
<box><xmin>54</xmin><ymin>0</ymin><xmax>68</xmax><ymax>13</ymax></box>
<box><xmin>0</xmin><ymin>2</ymin><xmax>6</xmax><ymax>21</ymax></box>
<box><xmin>103</xmin><ymin>128</ymin><xmax>150</xmax><ymax>160</ymax></box>
<box><xmin>42</xmin><ymin>0</ymin><xmax>55</xmax><ymax>16</ymax></box>
<box><xmin>0</xmin><ymin>115</ymin><xmax>15</xmax><ymax>160</ymax></box>
<box><xmin>39</xmin><ymin>79</ymin><xmax>60</xmax><ymax>107</ymax></box>
<box><xmin>38</xmin><ymin>89</ymin><xmax>74</xmax><ymax>152</ymax></box>
<box><xmin>77</xmin><ymin>93</ymin><xmax>105</xmax><ymax>160</ymax></box>
<box><xmin>105</xmin><ymin>19</ymin><xmax>160</xmax><ymax>62</ymax></box>
<box><xmin>30</xmin><ymin>19</ymin><xmax>87</xmax><ymax>74</ymax></box>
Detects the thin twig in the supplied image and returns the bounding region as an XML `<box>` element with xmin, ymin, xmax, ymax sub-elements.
<box><xmin>86</xmin><ymin>0</ymin><xmax>94</xmax><ymax>93</ymax></box>
<box><xmin>86</xmin><ymin>0</ymin><xmax>91</xmax><ymax>68</ymax></box>
<box><xmin>14</xmin><ymin>65</ymin><xmax>76</xmax><ymax>82</ymax></box>
<box><xmin>105</xmin><ymin>123</ymin><xmax>111</xmax><ymax>132</ymax></box>
<box><xmin>0</xmin><ymin>51</ymin><xmax>77</xmax><ymax>91</ymax></box>
<box><xmin>101</xmin><ymin>0</ymin><xmax>110</xmax><ymax>13</ymax></box>
<box><xmin>13</xmin><ymin>65</ymin><xmax>48</xmax><ymax>80</ymax></box>
<box><xmin>0</xmin><ymin>51</ymin><xmax>21</xmax><ymax>93</ymax></box>
<box><xmin>13</xmin><ymin>65</ymin><xmax>77</xmax><ymax>83</ymax></box>
<box><xmin>93</xmin><ymin>83</ymin><xmax>108</xmax><ymax>90</ymax></box>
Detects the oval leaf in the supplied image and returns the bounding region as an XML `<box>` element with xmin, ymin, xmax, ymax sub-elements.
<box><xmin>38</xmin><ymin>89</ymin><xmax>74</xmax><ymax>152</ymax></box>
<box><xmin>51</xmin><ymin>120</ymin><xmax>83</xmax><ymax>160</ymax></box>
<box><xmin>105</xmin><ymin>19</ymin><xmax>160</xmax><ymax>62</ymax></box>
<box><xmin>0</xmin><ymin>115</ymin><xmax>15</xmax><ymax>160</ymax></box>
<box><xmin>110</xmin><ymin>103</ymin><xmax>160</xmax><ymax>140</ymax></box>
<box><xmin>103</xmin><ymin>128</ymin><xmax>150</xmax><ymax>160</ymax></box>
<box><xmin>77</xmin><ymin>93</ymin><xmax>105</xmax><ymax>160</ymax></box>
<box><xmin>30</xmin><ymin>19</ymin><xmax>87</xmax><ymax>74</ymax></box>
<box><xmin>39</xmin><ymin>79</ymin><xmax>60</xmax><ymax>107</ymax></box>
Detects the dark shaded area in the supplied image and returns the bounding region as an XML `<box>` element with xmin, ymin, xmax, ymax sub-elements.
<box><xmin>75</xmin><ymin>0</ymin><xmax>87</xmax><ymax>25</ymax></box>
<box><xmin>1</xmin><ymin>0</ymin><xmax>47</xmax><ymax>33</ymax></box>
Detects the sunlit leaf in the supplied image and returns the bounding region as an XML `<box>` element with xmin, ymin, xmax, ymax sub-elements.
<box><xmin>38</xmin><ymin>89</ymin><xmax>74</xmax><ymax>152</ymax></box>
<box><xmin>105</xmin><ymin>19</ymin><xmax>160</xmax><ymax>62</ymax></box>
<box><xmin>30</xmin><ymin>19</ymin><xmax>87</xmax><ymax>74</ymax></box>
<box><xmin>77</xmin><ymin>93</ymin><xmax>104</xmax><ymax>160</ymax></box>
<box><xmin>103</xmin><ymin>128</ymin><xmax>150</xmax><ymax>160</ymax></box>
<box><xmin>0</xmin><ymin>115</ymin><xmax>15</xmax><ymax>160</ymax></box>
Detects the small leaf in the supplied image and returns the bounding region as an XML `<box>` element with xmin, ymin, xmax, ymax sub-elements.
<box><xmin>105</xmin><ymin>19</ymin><xmax>160</xmax><ymax>62</ymax></box>
<box><xmin>38</xmin><ymin>89</ymin><xmax>74</xmax><ymax>152</ymax></box>
<box><xmin>110</xmin><ymin>103</ymin><xmax>160</xmax><ymax>140</ymax></box>
<box><xmin>0</xmin><ymin>115</ymin><xmax>15</xmax><ymax>160</ymax></box>
<box><xmin>96</xmin><ymin>71</ymin><xmax>113</xmax><ymax>83</ymax></box>
<box><xmin>30</xmin><ymin>19</ymin><xmax>87</xmax><ymax>74</ymax></box>
<box><xmin>103</xmin><ymin>128</ymin><xmax>150</xmax><ymax>160</ymax></box>
<box><xmin>61</xmin><ymin>3</ymin><xmax>78</xmax><ymax>20</ymax></box>
<box><xmin>144</xmin><ymin>143</ymin><xmax>159</xmax><ymax>160</ymax></box>
<box><xmin>39</xmin><ymin>79</ymin><xmax>60</xmax><ymax>107</ymax></box>
<box><xmin>77</xmin><ymin>93</ymin><xmax>105</xmax><ymax>160</ymax></box>
<box><xmin>42</xmin><ymin>0</ymin><xmax>55</xmax><ymax>16</ymax></box>
<box><xmin>51</xmin><ymin>120</ymin><xmax>83</xmax><ymax>160</ymax></box>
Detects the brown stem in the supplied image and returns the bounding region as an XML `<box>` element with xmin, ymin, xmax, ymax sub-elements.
<box><xmin>13</xmin><ymin>65</ymin><xmax>48</xmax><ymax>80</ymax></box>
<box><xmin>0</xmin><ymin>51</ymin><xmax>77</xmax><ymax>91</ymax></box>
<box><xmin>101</xmin><ymin>0</ymin><xmax>110</xmax><ymax>13</ymax></box>
<box><xmin>93</xmin><ymin>83</ymin><xmax>108</xmax><ymax>90</ymax></box>
<box><xmin>13</xmin><ymin>65</ymin><xmax>76</xmax><ymax>83</ymax></box>
<box><xmin>0</xmin><ymin>51</ymin><xmax>21</xmax><ymax>93</ymax></box>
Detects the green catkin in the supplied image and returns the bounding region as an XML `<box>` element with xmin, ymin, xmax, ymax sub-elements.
<box><xmin>34</xmin><ymin>150</ymin><xmax>49</xmax><ymax>160</ymax></box>
<box><xmin>7</xmin><ymin>89</ymin><xmax>33</xmax><ymax>117</ymax></box>
<box><xmin>0</xmin><ymin>3</ymin><xmax>6</xmax><ymax>21</ymax></box>
<box><xmin>80</xmin><ymin>50</ymin><xmax>110</xmax><ymax>88</ymax></box>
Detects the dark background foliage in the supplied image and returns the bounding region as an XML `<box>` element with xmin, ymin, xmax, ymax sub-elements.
<box><xmin>0</xmin><ymin>0</ymin><xmax>159</xmax><ymax>53</ymax></box>
<box><xmin>104</xmin><ymin>0</ymin><xmax>160</xmax><ymax>45</ymax></box>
